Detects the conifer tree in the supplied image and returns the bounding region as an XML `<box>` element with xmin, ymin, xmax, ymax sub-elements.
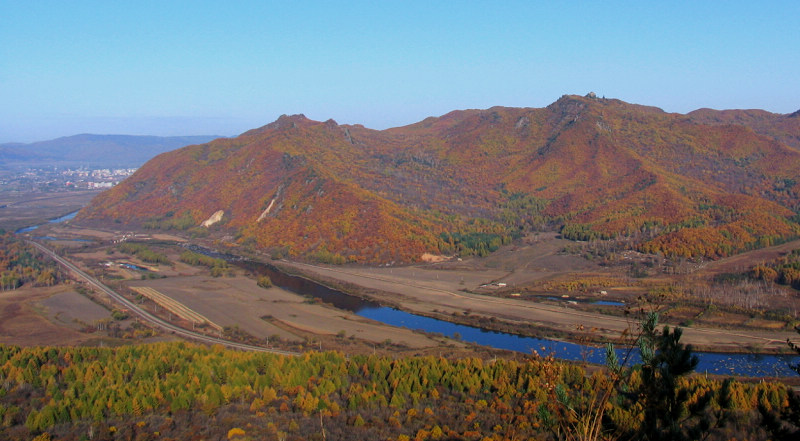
<box><xmin>759</xmin><ymin>326</ymin><xmax>800</xmax><ymax>439</ymax></box>
<box><xmin>635</xmin><ymin>313</ymin><xmax>728</xmax><ymax>441</ymax></box>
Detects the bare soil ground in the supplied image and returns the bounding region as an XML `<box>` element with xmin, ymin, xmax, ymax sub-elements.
<box><xmin>43</xmin><ymin>219</ymin><xmax>800</xmax><ymax>354</ymax></box>
<box><xmin>3</xmin><ymin>192</ymin><xmax>452</xmax><ymax>353</ymax></box>
<box><xmin>40</xmin><ymin>225</ymin><xmax>186</xmax><ymax>244</ymax></box>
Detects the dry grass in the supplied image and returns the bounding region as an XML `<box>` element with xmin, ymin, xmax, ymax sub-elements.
<box><xmin>129</xmin><ymin>275</ymin><xmax>448</xmax><ymax>350</ymax></box>
<box><xmin>0</xmin><ymin>285</ymin><xmax>107</xmax><ymax>346</ymax></box>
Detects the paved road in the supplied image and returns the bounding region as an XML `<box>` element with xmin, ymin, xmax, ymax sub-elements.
<box><xmin>29</xmin><ymin>240</ymin><xmax>298</xmax><ymax>356</ymax></box>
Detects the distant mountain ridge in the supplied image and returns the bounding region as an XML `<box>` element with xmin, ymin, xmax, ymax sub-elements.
<box><xmin>77</xmin><ymin>95</ymin><xmax>800</xmax><ymax>263</ymax></box>
<box><xmin>0</xmin><ymin>134</ymin><xmax>222</xmax><ymax>168</ymax></box>
<box><xmin>687</xmin><ymin>108</ymin><xmax>800</xmax><ymax>151</ymax></box>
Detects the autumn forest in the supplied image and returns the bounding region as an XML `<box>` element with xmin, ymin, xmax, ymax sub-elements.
<box><xmin>77</xmin><ymin>95</ymin><xmax>800</xmax><ymax>264</ymax></box>
<box><xmin>6</xmin><ymin>95</ymin><xmax>800</xmax><ymax>441</ymax></box>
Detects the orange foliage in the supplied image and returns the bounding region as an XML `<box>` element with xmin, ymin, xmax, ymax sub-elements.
<box><xmin>77</xmin><ymin>96</ymin><xmax>800</xmax><ymax>262</ymax></box>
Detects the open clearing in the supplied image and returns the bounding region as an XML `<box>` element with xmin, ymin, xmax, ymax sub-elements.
<box><xmin>40</xmin><ymin>288</ymin><xmax>111</xmax><ymax>327</ymax></box>
<box><xmin>39</xmin><ymin>220</ymin><xmax>800</xmax><ymax>355</ymax></box>
<box><xmin>0</xmin><ymin>285</ymin><xmax>109</xmax><ymax>346</ymax></box>
<box><xmin>129</xmin><ymin>275</ymin><xmax>450</xmax><ymax>351</ymax></box>
<box><xmin>697</xmin><ymin>239</ymin><xmax>800</xmax><ymax>276</ymax></box>
<box><xmin>280</xmin><ymin>258</ymin><xmax>799</xmax><ymax>353</ymax></box>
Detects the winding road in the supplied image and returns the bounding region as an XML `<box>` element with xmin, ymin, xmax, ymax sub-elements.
<box><xmin>29</xmin><ymin>240</ymin><xmax>298</xmax><ymax>356</ymax></box>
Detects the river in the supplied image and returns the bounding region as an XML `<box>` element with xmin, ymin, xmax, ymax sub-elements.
<box><xmin>233</xmin><ymin>258</ymin><xmax>800</xmax><ymax>378</ymax></box>
<box><xmin>16</xmin><ymin>223</ymin><xmax>798</xmax><ymax>377</ymax></box>
<box><xmin>14</xmin><ymin>210</ymin><xmax>79</xmax><ymax>234</ymax></box>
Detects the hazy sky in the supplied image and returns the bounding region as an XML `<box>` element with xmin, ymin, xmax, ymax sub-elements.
<box><xmin>2</xmin><ymin>1</ymin><xmax>798</xmax><ymax>143</ymax></box>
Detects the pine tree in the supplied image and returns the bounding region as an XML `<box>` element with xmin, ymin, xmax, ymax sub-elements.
<box><xmin>788</xmin><ymin>325</ymin><xmax>800</xmax><ymax>375</ymax></box>
<box><xmin>636</xmin><ymin>315</ymin><xmax>727</xmax><ymax>441</ymax></box>
<box><xmin>759</xmin><ymin>327</ymin><xmax>800</xmax><ymax>439</ymax></box>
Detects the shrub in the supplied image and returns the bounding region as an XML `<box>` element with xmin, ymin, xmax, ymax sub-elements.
<box><xmin>257</xmin><ymin>275</ymin><xmax>273</xmax><ymax>289</ymax></box>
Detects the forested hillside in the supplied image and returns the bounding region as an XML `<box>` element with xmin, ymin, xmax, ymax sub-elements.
<box><xmin>0</xmin><ymin>342</ymin><xmax>796</xmax><ymax>440</ymax></box>
<box><xmin>688</xmin><ymin>107</ymin><xmax>800</xmax><ymax>151</ymax></box>
<box><xmin>0</xmin><ymin>233</ymin><xmax>60</xmax><ymax>290</ymax></box>
<box><xmin>77</xmin><ymin>95</ymin><xmax>800</xmax><ymax>263</ymax></box>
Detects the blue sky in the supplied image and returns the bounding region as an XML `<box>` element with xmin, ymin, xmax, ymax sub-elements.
<box><xmin>1</xmin><ymin>1</ymin><xmax>798</xmax><ymax>143</ymax></box>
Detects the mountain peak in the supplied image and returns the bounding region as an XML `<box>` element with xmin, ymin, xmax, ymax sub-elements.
<box><xmin>78</xmin><ymin>96</ymin><xmax>800</xmax><ymax>263</ymax></box>
<box><xmin>264</xmin><ymin>114</ymin><xmax>313</xmax><ymax>130</ymax></box>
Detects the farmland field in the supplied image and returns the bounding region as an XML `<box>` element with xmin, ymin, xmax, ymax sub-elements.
<box><xmin>0</xmin><ymin>286</ymin><xmax>108</xmax><ymax>346</ymax></box>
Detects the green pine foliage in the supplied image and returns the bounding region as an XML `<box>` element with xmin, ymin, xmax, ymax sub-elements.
<box><xmin>257</xmin><ymin>275</ymin><xmax>273</xmax><ymax>288</ymax></box>
<box><xmin>179</xmin><ymin>250</ymin><xmax>228</xmax><ymax>277</ymax></box>
<box><xmin>142</xmin><ymin>210</ymin><xmax>197</xmax><ymax>231</ymax></box>
<box><xmin>0</xmin><ymin>342</ymin><xmax>794</xmax><ymax>440</ymax></box>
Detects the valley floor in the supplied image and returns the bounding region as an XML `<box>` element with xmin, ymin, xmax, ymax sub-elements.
<box><xmin>5</xmin><ymin>190</ymin><xmax>800</xmax><ymax>362</ymax></box>
<box><xmin>275</xmin><ymin>256</ymin><xmax>798</xmax><ymax>354</ymax></box>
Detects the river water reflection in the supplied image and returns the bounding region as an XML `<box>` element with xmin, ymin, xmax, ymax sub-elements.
<box><xmin>15</xmin><ymin>210</ymin><xmax>79</xmax><ymax>234</ymax></box>
<box><xmin>236</xmin><ymin>259</ymin><xmax>800</xmax><ymax>378</ymax></box>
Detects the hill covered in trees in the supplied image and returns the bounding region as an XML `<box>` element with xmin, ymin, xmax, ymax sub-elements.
<box><xmin>1</xmin><ymin>341</ymin><xmax>797</xmax><ymax>441</ymax></box>
<box><xmin>77</xmin><ymin>95</ymin><xmax>800</xmax><ymax>263</ymax></box>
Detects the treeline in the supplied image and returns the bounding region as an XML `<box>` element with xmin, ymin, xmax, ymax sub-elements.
<box><xmin>116</xmin><ymin>243</ymin><xmax>171</xmax><ymax>265</ymax></box>
<box><xmin>308</xmin><ymin>248</ymin><xmax>349</xmax><ymax>265</ymax></box>
<box><xmin>559</xmin><ymin>216</ymin><xmax>797</xmax><ymax>261</ymax></box>
<box><xmin>0</xmin><ymin>341</ymin><xmax>796</xmax><ymax>440</ymax></box>
<box><xmin>543</xmin><ymin>200</ymin><xmax>800</xmax><ymax>261</ymax></box>
<box><xmin>178</xmin><ymin>250</ymin><xmax>228</xmax><ymax>277</ymax></box>
<box><xmin>751</xmin><ymin>248</ymin><xmax>800</xmax><ymax>289</ymax></box>
<box><xmin>439</xmin><ymin>232</ymin><xmax>511</xmax><ymax>257</ymax></box>
<box><xmin>498</xmin><ymin>192</ymin><xmax>553</xmax><ymax>233</ymax></box>
<box><xmin>560</xmin><ymin>223</ymin><xmax>614</xmax><ymax>241</ymax></box>
<box><xmin>0</xmin><ymin>233</ymin><xmax>60</xmax><ymax>290</ymax></box>
<box><xmin>142</xmin><ymin>211</ymin><xmax>197</xmax><ymax>231</ymax></box>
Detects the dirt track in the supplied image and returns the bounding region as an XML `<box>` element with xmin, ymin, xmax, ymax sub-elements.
<box><xmin>281</xmin><ymin>261</ymin><xmax>799</xmax><ymax>353</ymax></box>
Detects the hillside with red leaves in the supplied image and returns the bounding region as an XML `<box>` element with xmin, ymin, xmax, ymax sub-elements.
<box><xmin>77</xmin><ymin>95</ymin><xmax>800</xmax><ymax>263</ymax></box>
<box><xmin>688</xmin><ymin>107</ymin><xmax>800</xmax><ymax>151</ymax></box>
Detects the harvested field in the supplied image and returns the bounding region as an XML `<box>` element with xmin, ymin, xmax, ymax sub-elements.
<box><xmin>40</xmin><ymin>289</ymin><xmax>111</xmax><ymax>327</ymax></box>
<box><xmin>32</xmin><ymin>219</ymin><xmax>800</xmax><ymax>355</ymax></box>
<box><xmin>130</xmin><ymin>286</ymin><xmax>222</xmax><ymax>330</ymax></box>
<box><xmin>0</xmin><ymin>286</ymin><xmax>106</xmax><ymax>346</ymax></box>
<box><xmin>130</xmin><ymin>275</ymin><xmax>449</xmax><ymax>350</ymax></box>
